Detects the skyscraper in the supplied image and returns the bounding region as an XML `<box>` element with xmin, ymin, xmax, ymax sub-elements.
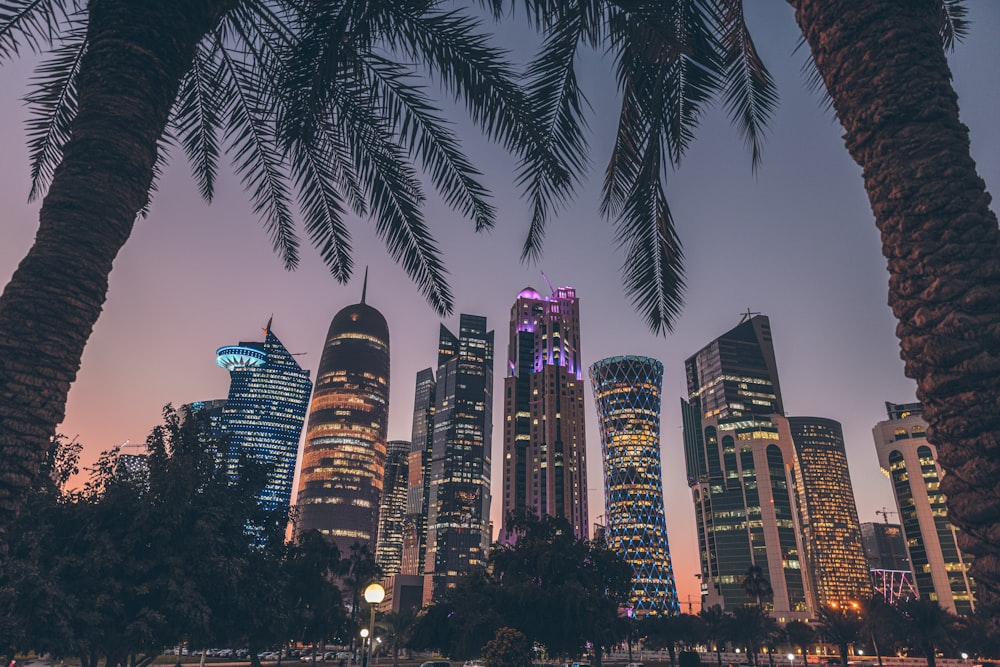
<box><xmin>873</xmin><ymin>401</ymin><xmax>975</xmax><ymax>614</ymax></box>
<box><xmin>376</xmin><ymin>439</ymin><xmax>410</xmax><ymax>576</ymax></box>
<box><xmin>788</xmin><ymin>416</ymin><xmax>872</xmax><ymax>608</ymax></box>
<box><xmin>215</xmin><ymin>321</ymin><xmax>312</xmax><ymax>514</ymax></box>
<box><xmin>501</xmin><ymin>285</ymin><xmax>588</xmax><ymax>539</ymax></box>
<box><xmin>295</xmin><ymin>284</ymin><xmax>390</xmax><ymax>554</ymax></box>
<box><xmin>401</xmin><ymin>368</ymin><xmax>435</xmax><ymax>575</ymax></box>
<box><xmin>590</xmin><ymin>355</ymin><xmax>679</xmax><ymax>617</ymax></box>
<box><xmin>681</xmin><ymin>314</ymin><xmax>809</xmax><ymax>621</ymax></box>
<box><xmin>423</xmin><ymin>314</ymin><xmax>494</xmax><ymax>601</ymax></box>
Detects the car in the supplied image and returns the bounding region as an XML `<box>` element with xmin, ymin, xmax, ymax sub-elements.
<box><xmin>421</xmin><ymin>661</ymin><xmax>451</xmax><ymax>667</ymax></box>
<box><xmin>627</xmin><ymin>662</ymin><xmax>645</xmax><ymax>667</ymax></box>
<box><xmin>464</xmin><ymin>661</ymin><xmax>485</xmax><ymax>667</ymax></box>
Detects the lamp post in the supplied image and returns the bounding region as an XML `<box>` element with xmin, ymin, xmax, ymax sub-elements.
<box><xmin>788</xmin><ymin>654</ymin><xmax>795</xmax><ymax>667</ymax></box>
<box><xmin>360</xmin><ymin>629</ymin><xmax>369</xmax><ymax>667</ymax></box>
<box><xmin>363</xmin><ymin>583</ymin><xmax>386</xmax><ymax>667</ymax></box>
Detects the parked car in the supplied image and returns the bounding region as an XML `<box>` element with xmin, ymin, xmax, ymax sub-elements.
<box><xmin>421</xmin><ymin>661</ymin><xmax>451</xmax><ymax>667</ymax></box>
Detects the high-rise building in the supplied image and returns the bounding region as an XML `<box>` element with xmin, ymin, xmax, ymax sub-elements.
<box><xmin>215</xmin><ymin>321</ymin><xmax>312</xmax><ymax>514</ymax></box>
<box><xmin>788</xmin><ymin>417</ymin><xmax>872</xmax><ymax>608</ymax></box>
<box><xmin>423</xmin><ymin>314</ymin><xmax>494</xmax><ymax>601</ymax></box>
<box><xmin>375</xmin><ymin>440</ymin><xmax>410</xmax><ymax>576</ymax></box>
<box><xmin>590</xmin><ymin>355</ymin><xmax>680</xmax><ymax>617</ymax></box>
<box><xmin>401</xmin><ymin>368</ymin><xmax>435</xmax><ymax>575</ymax></box>
<box><xmin>501</xmin><ymin>285</ymin><xmax>588</xmax><ymax>539</ymax></box>
<box><xmin>861</xmin><ymin>520</ymin><xmax>916</xmax><ymax>604</ymax></box>
<box><xmin>295</xmin><ymin>285</ymin><xmax>390</xmax><ymax>554</ymax></box>
<box><xmin>681</xmin><ymin>314</ymin><xmax>809</xmax><ymax>621</ymax></box>
<box><xmin>873</xmin><ymin>401</ymin><xmax>975</xmax><ymax>614</ymax></box>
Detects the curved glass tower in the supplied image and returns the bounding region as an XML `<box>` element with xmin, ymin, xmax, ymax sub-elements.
<box><xmin>590</xmin><ymin>355</ymin><xmax>679</xmax><ymax>617</ymax></box>
<box><xmin>295</xmin><ymin>284</ymin><xmax>389</xmax><ymax>554</ymax></box>
<box><xmin>215</xmin><ymin>322</ymin><xmax>312</xmax><ymax>516</ymax></box>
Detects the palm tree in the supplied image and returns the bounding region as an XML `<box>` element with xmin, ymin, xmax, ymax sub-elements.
<box><xmin>898</xmin><ymin>599</ymin><xmax>955</xmax><ymax>667</ymax></box>
<box><xmin>742</xmin><ymin>565</ymin><xmax>774</xmax><ymax>610</ymax></box>
<box><xmin>816</xmin><ymin>603</ymin><xmax>863</xmax><ymax>667</ymax></box>
<box><xmin>783</xmin><ymin>621</ymin><xmax>816</xmax><ymax>666</ymax></box>
<box><xmin>0</xmin><ymin>0</ymin><xmax>562</xmax><ymax>532</ymax></box>
<box><xmin>375</xmin><ymin>607</ymin><xmax>419</xmax><ymax>667</ymax></box>
<box><xmin>730</xmin><ymin>606</ymin><xmax>772</xmax><ymax>667</ymax></box>
<box><xmin>699</xmin><ymin>604</ymin><xmax>731</xmax><ymax>667</ymax></box>
<box><xmin>504</xmin><ymin>0</ymin><xmax>1000</xmax><ymax>615</ymax></box>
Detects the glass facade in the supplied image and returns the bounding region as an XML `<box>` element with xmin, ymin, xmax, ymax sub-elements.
<box><xmin>590</xmin><ymin>356</ymin><xmax>679</xmax><ymax>617</ymax></box>
<box><xmin>215</xmin><ymin>323</ymin><xmax>312</xmax><ymax>515</ymax></box>
<box><xmin>502</xmin><ymin>286</ymin><xmax>588</xmax><ymax>539</ymax></box>
<box><xmin>423</xmin><ymin>315</ymin><xmax>494</xmax><ymax>601</ymax></box>
<box><xmin>788</xmin><ymin>417</ymin><xmax>872</xmax><ymax>608</ymax></box>
<box><xmin>401</xmin><ymin>368</ymin><xmax>435</xmax><ymax>575</ymax></box>
<box><xmin>376</xmin><ymin>439</ymin><xmax>410</xmax><ymax>576</ymax></box>
<box><xmin>874</xmin><ymin>403</ymin><xmax>975</xmax><ymax>615</ymax></box>
<box><xmin>295</xmin><ymin>299</ymin><xmax>389</xmax><ymax>555</ymax></box>
<box><xmin>682</xmin><ymin>315</ymin><xmax>809</xmax><ymax>620</ymax></box>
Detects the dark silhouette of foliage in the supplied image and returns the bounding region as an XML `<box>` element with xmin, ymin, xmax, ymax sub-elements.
<box><xmin>482</xmin><ymin>627</ymin><xmax>532</xmax><ymax>667</ymax></box>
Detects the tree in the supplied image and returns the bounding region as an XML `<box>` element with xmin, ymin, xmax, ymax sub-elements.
<box><xmin>729</xmin><ymin>606</ymin><xmax>774</xmax><ymax>667</ymax></box>
<box><xmin>742</xmin><ymin>566</ymin><xmax>774</xmax><ymax>610</ymax></box>
<box><xmin>897</xmin><ymin>599</ymin><xmax>956</xmax><ymax>667</ymax></box>
<box><xmin>783</xmin><ymin>621</ymin><xmax>816</xmax><ymax>665</ymax></box>
<box><xmin>0</xmin><ymin>0</ymin><xmax>561</xmax><ymax>534</ymax></box>
<box><xmin>643</xmin><ymin>614</ymin><xmax>700</xmax><ymax>667</ymax></box>
<box><xmin>375</xmin><ymin>607</ymin><xmax>419</xmax><ymax>667</ymax></box>
<box><xmin>340</xmin><ymin>541</ymin><xmax>382</xmax><ymax>649</ymax></box>
<box><xmin>698</xmin><ymin>605</ymin><xmax>732</xmax><ymax>667</ymax></box>
<box><xmin>482</xmin><ymin>627</ymin><xmax>533</xmax><ymax>667</ymax></box>
<box><xmin>816</xmin><ymin>603</ymin><xmax>864</xmax><ymax>667</ymax></box>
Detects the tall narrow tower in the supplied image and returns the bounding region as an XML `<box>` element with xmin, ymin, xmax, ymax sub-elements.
<box><xmin>401</xmin><ymin>368</ymin><xmax>435</xmax><ymax>575</ymax></box>
<box><xmin>215</xmin><ymin>321</ymin><xmax>312</xmax><ymax>515</ymax></box>
<box><xmin>590</xmin><ymin>355</ymin><xmax>679</xmax><ymax>617</ymax></box>
<box><xmin>295</xmin><ymin>278</ymin><xmax>390</xmax><ymax>554</ymax></box>
<box><xmin>376</xmin><ymin>439</ymin><xmax>411</xmax><ymax>576</ymax></box>
<box><xmin>788</xmin><ymin>417</ymin><xmax>872</xmax><ymax>608</ymax></box>
<box><xmin>681</xmin><ymin>314</ymin><xmax>809</xmax><ymax>621</ymax></box>
<box><xmin>873</xmin><ymin>402</ymin><xmax>975</xmax><ymax>614</ymax></box>
<box><xmin>423</xmin><ymin>314</ymin><xmax>494</xmax><ymax>601</ymax></box>
<box><xmin>501</xmin><ymin>285</ymin><xmax>588</xmax><ymax>539</ymax></box>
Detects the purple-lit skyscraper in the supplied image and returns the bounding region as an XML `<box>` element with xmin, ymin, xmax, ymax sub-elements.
<box><xmin>501</xmin><ymin>284</ymin><xmax>589</xmax><ymax>540</ymax></box>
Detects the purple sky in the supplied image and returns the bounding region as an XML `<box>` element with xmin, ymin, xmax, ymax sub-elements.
<box><xmin>1</xmin><ymin>3</ymin><xmax>997</xmax><ymax>610</ymax></box>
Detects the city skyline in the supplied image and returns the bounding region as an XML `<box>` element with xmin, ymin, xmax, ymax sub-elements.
<box><xmin>1</xmin><ymin>3</ymin><xmax>997</xmax><ymax>609</ymax></box>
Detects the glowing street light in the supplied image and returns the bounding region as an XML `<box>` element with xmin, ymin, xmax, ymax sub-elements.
<box><xmin>362</xmin><ymin>583</ymin><xmax>386</xmax><ymax>667</ymax></box>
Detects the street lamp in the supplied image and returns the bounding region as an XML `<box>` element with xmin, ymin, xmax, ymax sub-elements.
<box><xmin>788</xmin><ymin>654</ymin><xmax>795</xmax><ymax>667</ymax></box>
<box><xmin>363</xmin><ymin>583</ymin><xmax>386</xmax><ymax>667</ymax></box>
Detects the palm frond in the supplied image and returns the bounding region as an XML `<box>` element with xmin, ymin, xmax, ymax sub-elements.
<box><xmin>139</xmin><ymin>128</ymin><xmax>174</xmax><ymax>219</ymax></box>
<box><xmin>602</xmin><ymin>80</ymin><xmax>648</xmax><ymax>219</ymax></box>
<box><xmin>518</xmin><ymin>5</ymin><xmax>592</xmax><ymax>261</ymax></box>
<box><xmin>363</xmin><ymin>54</ymin><xmax>496</xmax><ymax>232</ymax></box>
<box><xmin>332</xmin><ymin>66</ymin><xmax>453</xmax><ymax>315</ymax></box>
<box><xmin>286</xmin><ymin>132</ymin><xmax>354</xmax><ymax>283</ymax></box>
<box><xmin>939</xmin><ymin>0</ymin><xmax>968</xmax><ymax>51</ymax></box>
<box><xmin>216</xmin><ymin>32</ymin><xmax>298</xmax><ymax>270</ymax></box>
<box><xmin>171</xmin><ymin>41</ymin><xmax>223</xmax><ymax>202</ymax></box>
<box><xmin>614</xmin><ymin>129</ymin><xmax>684</xmax><ymax>335</ymax></box>
<box><xmin>22</xmin><ymin>16</ymin><xmax>84</xmax><ymax>201</ymax></box>
<box><xmin>793</xmin><ymin>35</ymin><xmax>834</xmax><ymax>113</ymax></box>
<box><xmin>711</xmin><ymin>0</ymin><xmax>777</xmax><ymax>172</ymax></box>
<box><xmin>0</xmin><ymin>0</ymin><xmax>76</xmax><ymax>60</ymax></box>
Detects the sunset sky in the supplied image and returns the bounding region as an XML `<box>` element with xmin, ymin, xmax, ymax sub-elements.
<box><xmin>1</xmin><ymin>3</ymin><xmax>997</xmax><ymax>610</ymax></box>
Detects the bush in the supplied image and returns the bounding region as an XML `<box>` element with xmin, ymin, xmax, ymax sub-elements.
<box><xmin>482</xmin><ymin>627</ymin><xmax>532</xmax><ymax>667</ymax></box>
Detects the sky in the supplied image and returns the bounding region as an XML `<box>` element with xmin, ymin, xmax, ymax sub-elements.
<box><xmin>1</xmin><ymin>3</ymin><xmax>998</xmax><ymax>611</ymax></box>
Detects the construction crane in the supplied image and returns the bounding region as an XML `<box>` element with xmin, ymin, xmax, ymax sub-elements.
<box><xmin>876</xmin><ymin>507</ymin><xmax>898</xmax><ymax>523</ymax></box>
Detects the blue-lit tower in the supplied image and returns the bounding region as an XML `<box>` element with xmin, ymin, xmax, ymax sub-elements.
<box><xmin>590</xmin><ymin>355</ymin><xmax>679</xmax><ymax>617</ymax></box>
<box><xmin>215</xmin><ymin>320</ymin><xmax>313</xmax><ymax>514</ymax></box>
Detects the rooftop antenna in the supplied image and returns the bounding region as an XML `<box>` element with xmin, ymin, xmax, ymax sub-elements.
<box><xmin>263</xmin><ymin>314</ymin><xmax>273</xmax><ymax>335</ymax></box>
<box><xmin>540</xmin><ymin>270</ymin><xmax>555</xmax><ymax>295</ymax></box>
<box><xmin>739</xmin><ymin>307</ymin><xmax>761</xmax><ymax>324</ymax></box>
<box><xmin>361</xmin><ymin>266</ymin><xmax>368</xmax><ymax>304</ymax></box>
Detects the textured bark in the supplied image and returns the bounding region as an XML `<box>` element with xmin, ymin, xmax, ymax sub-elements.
<box><xmin>788</xmin><ymin>0</ymin><xmax>1000</xmax><ymax>615</ymax></box>
<box><xmin>0</xmin><ymin>0</ymin><xmax>238</xmax><ymax>530</ymax></box>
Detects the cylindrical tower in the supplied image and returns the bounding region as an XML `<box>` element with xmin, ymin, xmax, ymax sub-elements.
<box><xmin>589</xmin><ymin>355</ymin><xmax>679</xmax><ymax>617</ymax></box>
<box><xmin>295</xmin><ymin>296</ymin><xmax>389</xmax><ymax>555</ymax></box>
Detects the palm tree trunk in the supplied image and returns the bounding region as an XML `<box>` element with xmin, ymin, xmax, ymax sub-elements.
<box><xmin>0</xmin><ymin>0</ymin><xmax>237</xmax><ymax>531</ymax></box>
<box><xmin>788</xmin><ymin>0</ymin><xmax>1000</xmax><ymax>615</ymax></box>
